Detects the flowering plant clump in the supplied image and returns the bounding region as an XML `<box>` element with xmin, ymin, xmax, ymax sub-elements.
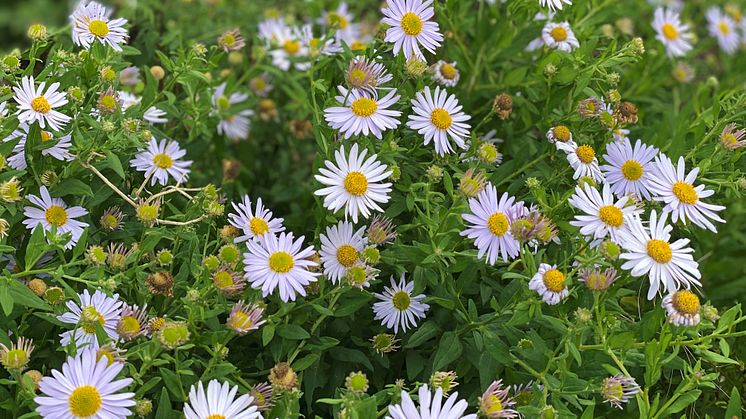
<box><xmin>2</xmin><ymin>0</ymin><xmax>746</xmax><ymax>417</ymax></box>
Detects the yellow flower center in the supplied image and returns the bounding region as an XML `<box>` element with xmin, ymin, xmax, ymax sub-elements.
<box><xmin>268</xmin><ymin>251</ymin><xmax>294</xmax><ymax>273</ymax></box>
<box><xmin>553</xmin><ymin>125</ymin><xmax>571</xmax><ymax>142</ymax></box>
<box><xmin>327</xmin><ymin>12</ymin><xmax>349</xmax><ymax>29</ymax></box>
<box><xmin>250</xmin><ymin>217</ymin><xmax>269</xmax><ymax>235</ymax></box>
<box><xmin>96</xmin><ymin>349</ymin><xmax>116</xmax><ymax>366</ymax></box>
<box><xmin>4</xmin><ymin>349</ymin><xmax>28</xmax><ymax>369</ymax></box>
<box><xmin>40</xmin><ymin>131</ymin><xmax>52</xmax><ymax>142</ymax></box>
<box><xmin>81</xmin><ymin>306</ymin><xmax>105</xmax><ymax>334</ymax></box>
<box><xmin>283</xmin><ymin>40</ymin><xmax>301</xmax><ymax>55</ymax></box>
<box><xmin>100</xmin><ymin>95</ymin><xmax>117</xmax><ymax>112</ymax></box>
<box><xmin>344</xmin><ymin>171</ymin><xmax>368</xmax><ymax>196</ymax></box>
<box><xmin>487</xmin><ymin>212</ymin><xmax>509</xmax><ymax>236</ymax></box>
<box><xmin>575</xmin><ymin>145</ymin><xmax>596</xmax><ymax>164</ymax></box>
<box><xmin>213</xmin><ymin>271</ymin><xmax>235</xmax><ymax>289</ymax></box>
<box><xmin>222</xmin><ymin>33</ymin><xmax>236</xmax><ymax>46</ymax></box>
<box><xmin>485</xmin><ymin>394</ymin><xmax>503</xmax><ymax>413</ymax></box>
<box><xmin>31</xmin><ymin>96</ymin><xmax>51</xmax><ymax>114</ymax></box>
<box><xmin>606</xmin><ymin>382</ymin><xmax>624</xmax><ymax>400</ymax></box>
<box><xmin>88</xmin><ymin>19</ymin><xmax>110</xmax><ymax>37</ymax></box>
<box><xmin>392</xmin><ymin>290</ymin><xmax>411</xmax><ymax>310</ymax></box>
<box><xmin>152</xmin><ymin>153</ymin><xmax>174</xmax><ymax>169</ymax></box>
<box><xmin>351</xmin><ymin>97</ymin><xmax>378</xmax><ymax>117</ymax></box>
<box><xmin>722</xmin><ymin>133</ymin><xmax>737</xmax><ymax>146</ymax></box>
<box><xmin>543</xmin><ymin>269</ymin><xmax>566</xmax><ymax>292</ymax></box>
<box><xmin>118</xmin><ymin>316</ymin><xmax>141</xmax><ymax>336</ymax></box>
<box><xmin>349</xmin><ymin>68</ymin><xmax>368</xmax><ymax>86</ymax></box>
<box><xmin>400</xmin><ymin>12</ymin><xmax>423</xmax><ymax>36</ymax></box>
<box><xmin>718</xmin><ymin>21</ymin><xmax>730</xmax><ymax>34</ymax></box>
<box><xmin>621</xmin><ymin>160</ymin><xmax>643</xmax><ymax>181</ymax></box>
<box><xmin>550</xmin><ymin>26</ymin><xmax>568</xmax><ymax>42</ymax></box>
<box><xmin>350</xmin><ymin>40</ymin><xmax>366</xmax><ymax>51</ymax></box>
<box><xmin>440</xmin><ymin>63</ymin><xmax>456</xmax><ymax>79</ymax></box>
<box><xmin>336</xmin><ymin>244</ymin><xmax>358</xmax><ymax>267</ymax></box>
<box><xmin>69</xmin><ymin>385</ymin><xmax>102</xmax><ymax>417</ymax></box>
<box><xmin>217</xmin><ymin>96</ymin><xmax>231</xmax><ymax>111</ymax></box>
<box><xmin>661</xmin><ymin>23</ymin><xmax>678</xmax><ymax>40</ymax></box>
<box><xmin>102</xmin><ymin>214</ymin><xmax>119</xmax><ymax>229</ymax></box>
<box><xmin>430</xmin><ymin>108</ymin><xmax>453</xmax><ymax>130</ymax></box>
<box><xmin>228</xmin><ymin>311</ymin><xmax>251</xmax><ymax>331</ymax></box>
<box><xmin>253</xmin><ymin>78</ymin><xmax>266</xmax><ymax>91</ymax></box>
<box><xmin>207</xmin><ymin>415</ymin><xmax>226</xmax><ymax>419</ymax></box>
<box><xmin>672</xmin><ymin>290</ymin><xmax>700</xmax><ymax>315</ymax></box>
<box><xmin>45</xmin><ymin>205</ymin><xmax>68</xmax><ymax>227</ymax></box>
<box><xmin>647</xmin><ymin>239</ymin><xmax>672</xmax><ymax>263</ymax></box>
<box><xmin>672</xmin><ymin>181</ymin><xmax>697</xmax><ymax>204</ymax></box>
<box><xmin>598</xmin><ymin>205</ymin><xmax>624</xmax><ymax>228</ymax></box>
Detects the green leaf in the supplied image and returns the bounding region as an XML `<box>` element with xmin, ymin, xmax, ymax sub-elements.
<box><xmin>51</xmin><ymin>178</ymin><xmax>93</xmax><ymax>197</ymax></box>
<box><xmin>0</xmin><ymin>282</ymin><xmax>13</xmax><ymax>317</ymax></box>
<box><xmin>659</xmin><ymin>390</ymin><xmax>701</xmax><ymax>416</ymax></box>
<box><xmin>405</xmin><ymin>320</ymin><xmax>441</xmax><ymax>349</ymax></box>
<box><xmin>104</xmin><ymin>151</ymin><xmax>126</xmax><ymax>179</ymax></box>
<box><xmin>24</xmin><ymin>226</ymin><xmax>47</xmax><ymax>270</ymax></box>
<box><xmin>9</xmin><ymin>280</ymin><xmax>51</xmax><ymax>311</ymax></box>
<box><xmin>699</xmin><ymin>350</ymin><xmax>739</xmax><ymax>365</ymax></box>
<box><xmin>432</xmin><ymin>331</ymin><xmax>463</xmax><ymax>371</ymax></box>
<box><xmin>262</xmin><ymin>323</ymin><xmax>275</xmax><ymax>346</ymax></box>
<box><xmin>724</xmin><ymin>386</ymin><xmax>742</xmax><ymax>418</ymax></box>
<box><xmin>277</xmin><ymin>324</ymin><xmax>310</xmax><ymax>340</ymax></box>
<box><xmin>154</xmin><ymin>387</ymin><xmax>173</xmax><ymax>419</ymax></box>
<box><xmin>293</xmin><ymin>353</ymin><xmax>320</xmax><ymax>371</ymax></box>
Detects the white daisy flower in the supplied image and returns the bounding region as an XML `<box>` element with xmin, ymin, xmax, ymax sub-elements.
<box><xmin>529</xmin><ymin>263</ymin><xmax>570</xmax><ymax>305</ymax></box>
<box><xmin>243</xmin><ymin>232</ymin><xmax>319</xmax><ymax>302</ymax></box>
<box><xmin>318</xmin><ymin>2</ymin><xmax>358</xmax><ymax>44</ymax></box>
<box><xmin>70</xmin><ymin>1</ymin><xmax>129</xmax><ymax>51</ymax></box>
<box><xmin>540</xmin><ymin>0</ymin><xmax>572</xmax><ymax>11</ymax></box>
<box><xmin>545</xmin><ymin>125</ymin><xmax>575</xmax><ymax>147</ymax></box>
<box><xmin>319</xmin><ymin>221</ymin><xmax>367</xmax><ymax>284</ymax></box>
<box><xmin>661</xmin><ymin>290</ymin><xmax>701</xmax><ymax>326</ymax></box>
<box><xmin>129</xmin><ymin>137</ymin><xmax>193</xmax><ymax>186</ymax></box>
<box><xmin>212</xmin><ymin>83</ymin><xmax>253</xmax><ymax>140</ymax></box>
<box><xmin>314</xmin><ymin>143</ymin><xmax>392</xmax><ymax>223</ymax></box>
<box><xmin>324</xmin><ymin>87</ymin><xmax>401</xmax><ymax>140</ymax></box>
<box><xmin>12</xmin><ymin>76</ymin><xmax>70</xmax><ymax>132</ymax></box>
<box><xmin>386</xmin><ymin>384</ymin><xmax>476</xmax><ymax>419</ymax></box>
<box><xmin>35</xmin><ymin>347</ymin><xmax>135</xmax><ymax>418</ymax></box>
<box><xmin>460</xmin><ymin>183</ymin><xmax>522</xmax><ymax>265</ymax></box>
<box><xmin>258</xmin><ymin>19</ymin><xmax>310</xmax><ymax>71</ymax></box>
<box><xmin>706</xmin><ymin>7</ymin><xmax>739</xmax><ymax>54</ymax></box>
<box><xmin>184</xmin><ymin>379</ymin><xmax>261</xmax><ymax>419</ymax></box>
<box><xmin>23</xmin><ymin>186</ymin><xmax>88</xmax><ymax>250</ymax></box>
<box><xmin>648</xmin><ymin>155</ymin><xmax>726</xmax><ymax>232</ymax></box>
<box><xmin>430</xmin><ymin>60</ymin><xmax>460</xmax><ymax>87</ymax></box>
<box><xmin>618</xmin><ymin>210</ymin><xmax>701</xmax><ymax>300</ymax></box>
<box><xmin>541</xmin><ymin>22</ymin><xmax>580</xmax><ymax>52</ymax></box>
<box><xmin>407</xmin><ymin>86</ymin><xmax>472</xmax><ymax>156</ymax></box>
<box><xmin>381</xmin><ymin>0</ymin><xmax>443</xmax><ymax>60</ymax></box>
<box><xmin>601</xmin><ymin>138</ymin><xmax>659</xmax><ymax>200</ymax></box>
<box><xmin>373</xmin><ymin>273</ymin><xmax>429</xmax><ymax>334</ymax></box>
<box><xmin>3</xmin><ymin>123</ymin><xmax>73</xmax><ymax>171</ymax></box>
<box><xmin>556</xmin><ymin>142</ymin><xmax>604</xmax><ymax>183</ymax></box>
<box><xmin>568</xmin><ymin>183</ymin><xmax>641</xmax><ymax>244</ymax></box>
<box><xmin>228</xmin><ymin>195</ymin><xmax>285</xmax><ymax>243</ymax></box>
<box><xmin>652</xmin><ymin>7</ymin><xmax>693</xmax><ymax>58</ymax></box>
<box><xmin>58</xmin><ymin>289</ymin><xmax>123</xmax><ymax>349</ymax></box>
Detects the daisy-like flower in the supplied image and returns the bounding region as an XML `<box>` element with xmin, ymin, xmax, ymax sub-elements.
<box><xmin>661</xmin><ymin>289</ymin><xmax>701</xmax><ymax>326</ymax></box>
<box><xmin>58</xmin><ymin>289</ymin><xmax>122</xmax><ymax>349</ymax></box>
<box><xmin>601</xmin><ymin>375</ymin><xmax>641</xmax><ymax>409</ymax></box>
<box><xmin>407</xmin><ymin>86</ymin><xmax>472</xmax><ymax>156</ymax></box>
<box><xmin>226</xmin><ymin>300</ymin><xmax>266</xmax><ymax>334</ymax></box>
<box><xmin>430</xmin><ymin>60</ymin><xmax>460</xmax><ymax>87</ymax></box>
<box><xmin>556</xmin><ymin>142</ymin><xmax>604</xmax><ymax>183</ymax></box>
<box><xmin>12</xmin><ymin>76</ymin><xmax>70</xmax><ymax>131</ymax></box>
<box><xmin>479</xmin><ymin>379</ymin><xmax>519</xmax><ymax>418</ymax></box>
<box><xmin>541</xmin><ymin>22</ymin><xmax>580</xmax><ymax>52</ymax></box>
<box><xmin>568</xmin><ymin>183</ymin><xmax>641</xmax><ymax>244</ymax></box>
<box><xmin>320</xmin><ymin>221</ymin><xmax>367</xmax><ymax>284</ymax></box>
<box><xmin>314</xmin><ymin>143</ymin><xmax>392</xmax><ymax>223</ymax></box>
<box><xmin>129</xmin><ymin>137</ymin><xmax>193</xmax><ymax>186</ymax></box>
<box><xmin>381</xmin><ymin>0</ymin><xmax>443</xmax><ymax>60</ymax></box>
<box><xmin>546</xmin><ymin>125</ymin><xmax>575</xmax><ymax>147</ymax></box>
<box><xmin>652</xmin><ymin>7</ymin><xmax>693</xmax><ymax>58</ymax></box>
<box><xmin>212</xmin><ymin>83</ymin><xmax>253</xmax><ymax>141</ymax></box>
<box><xmin>618</xmin><ymin>210</ymin><xmax>701</xmax><ymax>300</ymax></box>
<box><xmin>319</xmin><ymin>2</ymin><xmax>358</xmax><ymax>43</ymax></box>
<box><xmin>35</xmin><ymin>347</ymin><xmax>135</xmax><ymax>418</ymax></box>
<box><xmin>540</xmin><ymin>0</ymin><xmax>572</xmax><ymax>11</ymax></box>
<box><xmin>706</xmin><ymin>7</ymin><xmax>739</xmax><ymax>54</ymax></box>
<box><xmin>4</xmin><ymin>124</ymin><xmax>73</xmax><ymax>171</ymax></box>
<box><xmin>720</xmin><ymin>123</ymin><xmax>746</xmax><ymax>150</ymax></box>
<box><xmin>243</xmin><ymin>232</ymin><xmax>319</xmax><ymax>302</ymax></box>
<box><xmin>258</xmin><ymin>18</ymin><xmax>310</xmax><ymax>71</ymax></box>
<box><xmin>22</xmin><ymin>186</ymin><xmax>88</xmax><ymax>250</ymax></box>
<box><xmin>386</xmin><ymin>384</ymin><xmax>476</xmax><ymax>419</ymax></box>
<box><xmin>373</xmin><ymin>273</ymin><xmax>429</xmax><ymax>334</ymax></box>
<box><xmin>249</xmin><ymin>74</ymin><xmax>274</xmax><ymax>97</ymax></box>
<box><xmin>116</xmin><ymin>303</ymin><xmax>149</xmax><ymax>341</ymax></box>
<box><xmin>601</xmin><ymin>138</ymin><xmax>659</xmax><ymax>200</ymax></box>
<box><xmin>0</xmin><ymin>337</ymin><xmax>34</xmax><ymax>371</ymax></box>
<box><xmin>218</xmin><ymin>28</ymin><xmax>245</xmax><ymax>52</ymax></box>
<box><xmin>648</xmin><ymin>155</ymin><xmax>726</xmax><ymax>232</ymax></box>
<box><xmin>671</xmin><ymin>63</ymin><xmax>695</xmax><ymax>83</ymax></box>
<box><xmin>461</xmin><ymin>184</ymin><xmax>522</xmax><ymax>264</ymax></box>
<box><xmin>529</xmin><ymin>263</ymin><xmax>570</xmax><ymax>305</ymax></box>
<box><xmin>228</xmin><ymin>196</ymin><xmax>285</xmax><ymax>243</ymax></box>
<box><xmin>324</xmin><ymin>86</ymin><xmax>401</xmax><ymax>140</ymax></box>
<box><xmin>184</xmin><ymin>379</ymin><xmax>261</xmax><ymax>419</ymax></box>
<box><xmin>345</xmin><ymin>56</ymin><xmax>393</xmax><ymax>95</ymax></box>
<box><xmin>70</xmin><ymin>1</ymin><xmax>128</xmax><ymax>51</ymax></box>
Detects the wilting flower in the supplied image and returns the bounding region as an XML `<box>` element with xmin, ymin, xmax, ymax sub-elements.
<box><xmin>269</xmin><ymin>362</ymin><xmax>298</xmax><ymax>391</ymax></box>
<box><xmin>371</xmin><ymin>333</ymin><xmax>400</xmax><ymax>354</ymax></box>
<box><xmin>345</xmin><ymin>371</ymin><xmax>370</xmax><ymax>395</ymax></box>
<box><xmin>117</xmin><ymin>304</ymin><xmax>149</xmax><ymax>341</ymax></box>
<box><xmin>226</xmin><ymin>300</ymin><xmax>265</xmax><ymax>334</ymax></box>
<box><xmin>662</xmin><ymin>289</ymin><xmax>701</xmax><ymax>326</ymax></box>
<box><xmin>479</xmin><ymin>379</ymin><xmax>519</xmax><ymax>418</ymax></box>
<box><xmin>601</xmin><ymin>375</ymin><xmax>640</xmax><ymax>409</ymax></box>
<box><xmin>249</xmin><ymin>382</ymin><xmax>273</xmax><ymax>412</ymax></box>
<box><xmin>719</xmin><ymin>123</ymin><xmax>746</xmax><ymax>150</ymax></box>
<box><xmin>579</xmin><ymin>267</ymin><xmax>618</xmax><ymax>291</ymax></box>
<box><xmin>0</xmin><ymin>337</ymin><xmax>34</xmax><ymax>372</ymax></box>
<box><xmin>218</xmin><ymin>28</ymin><xmax>245</xmax><ymax>52</ymax></box>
